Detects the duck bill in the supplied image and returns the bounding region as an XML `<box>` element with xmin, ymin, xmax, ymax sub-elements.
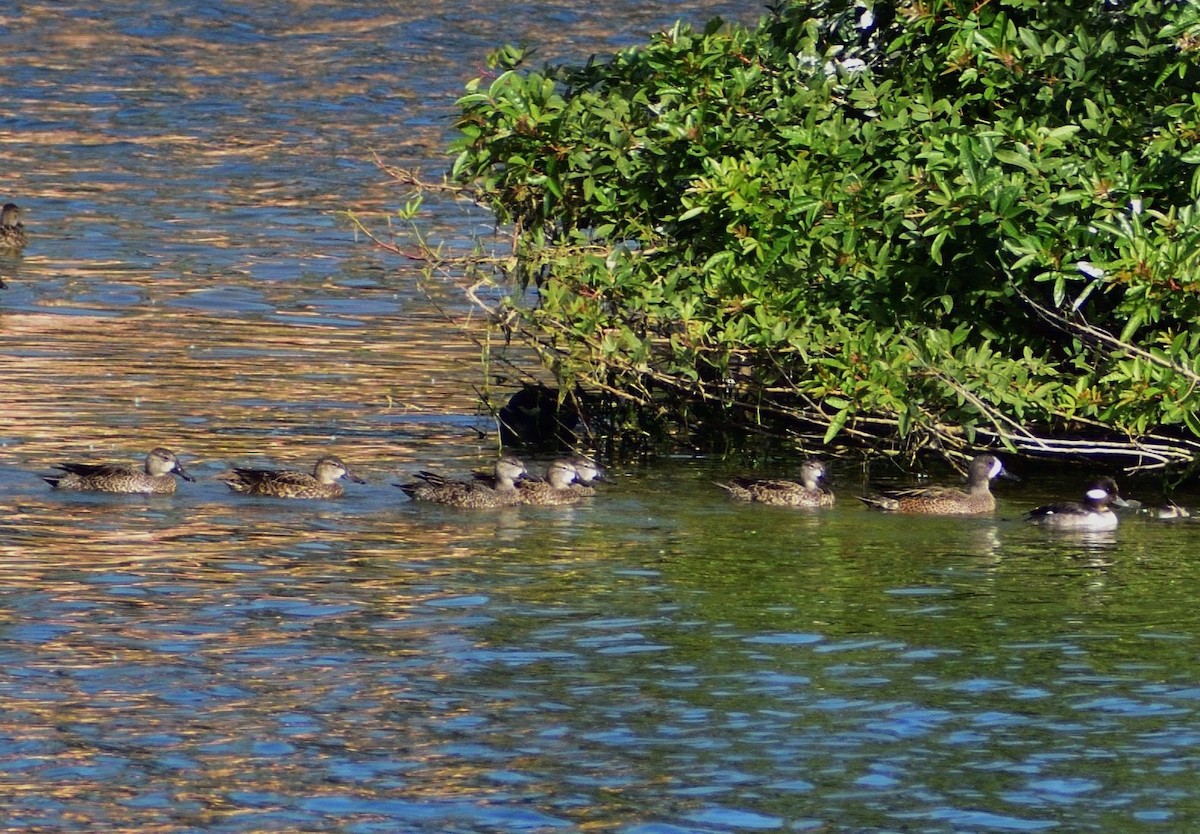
<box><xmin>347</xmin><ymin>473</ymin><xmax>367</xmax><ymax>484</ymax></box>
<box><xmin>176</xmin><ymin>465</ymin><xmax>197</xmax><ymax>482</ymax></box>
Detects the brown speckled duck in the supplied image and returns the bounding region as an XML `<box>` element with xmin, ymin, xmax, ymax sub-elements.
<box><xmin>518</xmin><ymin>458</ymin><xmax>604</xmax><ymax>506</ymax></box>
<box><xmin>1</xmin><ymin>203</ymin><xmax>27</xmax><ymax>251</ymax></box>
<box><xmin>221</xmin><ymin>455</ymin><xmax>364</xmax><ymax>499</ymax></box>
<box><xmin>44</xmin><ymin>447</ymin><xmax>194</xmax><ymax>494</ymax></box>
<box><xmin>716</xmin><ymin>460</ymin><xmax>834</xmax><ymax>508</ymax></box>
<box><xmin>397</xmin><ymin>456</ymin><xmax>527</xmax><ymax>508</ymax></box>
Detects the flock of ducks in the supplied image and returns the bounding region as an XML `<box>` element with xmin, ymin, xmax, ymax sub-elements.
<box><xmin>39</xmin><ymin>445</ymin><xmax>1140</xmax><ymax>531</ymax></box>
<box><xmin>40</xmin><ymin>448</ymin><xmax>606</xmax><ymax>507</ymax></box>
<box><xmin>718</xmin><ymin>453</ymin><xmax>1139</xmax><ymax>532</ymax></box>
<box><xmin>397</xmin><ymin>456</ymin><xmax>602</xmax><ymax>507</ymax></box>
<box><xmin>3</xmin><ymin>203</ymin><xmax>1157</xmax><ymax>529</ymax></box>
<box><xmin>8</xmin><ymin>204</ymin><xmax>605</xmax><ymax>509</ymax></box>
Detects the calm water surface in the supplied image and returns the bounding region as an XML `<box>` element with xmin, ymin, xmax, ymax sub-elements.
<box><xmin>4</xmin><ymin>2</ymin><xmax>1200</xmax><ymax>831</ymax></box>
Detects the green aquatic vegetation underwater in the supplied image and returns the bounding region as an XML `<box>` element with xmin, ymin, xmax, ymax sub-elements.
<box><xmin>448</xmin><ymin>0</ymin><xmax>1200</xmax><ymax>465</ymax></box>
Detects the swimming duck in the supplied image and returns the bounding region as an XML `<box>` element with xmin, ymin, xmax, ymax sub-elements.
<box><xmin>1148</xmin><ymin>503</ymin><xmax>1190</xmax><ymax>520</ymax></box>
<box><xmin>517</xmin><ymin>458</ymin><xmax>602</xmax><ymax>505</ymax></box>
<box><xmin>1024</xmin><ymin>477</ymin><xmax>1129</xmax><ymax>531</ymax></box>
<box><xmin>397</xmin><ymin>455</ymin><xmax>527</xmax><ymax>508</ymax></box>
<box><xmin>44</xmin><ymin>447</ymin><xmax>194</xmax><ymax>494</ymax></box>
<box><xmin>567</xmin><ymin>456</ymin><xmax>604</xmax><ymax>490</ymax></box>
<box><xmin>716</xmin><ymin>460</ymin><xmax>834</xmax><ymax>508</ymax></box>
<box><xmin>860</xmin><ymin>454</ymin><xmax>1012</xmax><ymax>515</ymax></box>
<box><xmin>0</xmin><ymin>203</ymin><xmax>27</xmax><ymax>251</ymax></box>
<box><xmin>221</xmin><ymin>455</ymin><xmax>364</xmax><ymax>499</ymax></box>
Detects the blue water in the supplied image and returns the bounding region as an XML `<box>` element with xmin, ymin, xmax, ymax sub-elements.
<box><xmin>4</xmin><ymin>2</ymin><xmax>1200</xmax><ymax>832</ymax></box>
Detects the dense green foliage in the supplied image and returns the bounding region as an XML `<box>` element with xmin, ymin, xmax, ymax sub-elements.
<box><xmin>449</xmin><ymin>0</ymin><xmax>1200</xmax><ymax>464</ymax></box>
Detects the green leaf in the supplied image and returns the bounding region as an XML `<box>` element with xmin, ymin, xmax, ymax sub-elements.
<box><xmin>930</xmin><ymin>230</ymin><xmax>948</xmax><ymax>265</ymax></box>
<box><xmin>823</xmin><ymin>406</ymin><xmax>850</xmax><ymax>444</ymax></box>
<box><xmin>1119</xmin><ymin>308</ymin><xmax>1146</xmax><ymax>343</ymax></box>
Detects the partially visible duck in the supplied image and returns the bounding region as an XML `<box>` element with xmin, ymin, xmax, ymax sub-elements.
<box><xmin>567</xmin><ymin>456</ymin><xmax>604</xmax><ymax>491</ymax></box>
<box><xmin>518</xmin><ymin>458</ymin><xmax>602</xmax><ymax>506</ymax></box>
<box><xmin>497</xmin><ymin>384</ymin><xmax>579</xmax><ymax>449</ymax></box>
<box><xmin>0</xmin><ymin>203</ymin><xmax>27</xmax><ymax>251</ymax></box>
<box><xmin>1148</xmin><ymin>502</ymin><xmax>1190</xmax><ymax>520</ymax></box>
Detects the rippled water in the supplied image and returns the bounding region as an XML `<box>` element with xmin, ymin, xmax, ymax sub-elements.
<box><xmin>5</xmin><ymin>2</ymin><xmax>1200</xmax><ymax>831</ymax></box>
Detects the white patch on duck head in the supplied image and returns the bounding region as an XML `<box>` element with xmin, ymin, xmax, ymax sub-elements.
<box><xmin>988</xmin><ymin>458</ymin><xmax>1004</xmax><ymax>479</ymax></box>
<box><xmin>1086</xmin><ymin>487</ymin><xmax>1109</xmax><ymax>501</ymax></box>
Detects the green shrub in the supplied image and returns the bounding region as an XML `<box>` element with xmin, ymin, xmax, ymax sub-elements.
<box><xmin>445</xmin><ymin>0</ymin><xmax>1200</xmax><ymax>467</ymax></box>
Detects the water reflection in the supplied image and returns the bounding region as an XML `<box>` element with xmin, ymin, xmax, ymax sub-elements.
<box><xmin>6</xmin><ymin>461</ymin><xmax>1200</xmax><ymax>829</ymax></box>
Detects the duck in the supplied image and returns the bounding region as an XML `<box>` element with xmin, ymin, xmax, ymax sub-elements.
<box><xmin>1024</xmin><ymin>477</ymin><xmax>1129</xmax><ymax>531</ymax></box>
<box><xmin>1148</xmin><ymin>502</ymin><xmax>1190</xmax><ymax>520</ymax></box>
<box><xmin>1</xmin><ymin>203</ymin><xmax>27</xmax><ymax>251</ymax></box>
<box><xmin>860</xmin><ymin>454</ymin><xmax>1013</xmax><ymax>515</ymax></box>
<box><xmin>221</xmin><ymin>455</ymin><xmax>364</xmax><ymax>499</ymax></box>
<box><xmin>44</xmin><ymin>447</ymin><xmax>194</xmax><ymax>494</ymax></box>
<box><xmin>517</xmin><ymin>458</ymin><xmax>603</xmax><ymax>506</ymax></box>
<box><xmin>716</xmin><ymin>460</ymin><xmax>834</xmax><ymax>508</ymax></box>
<box><xmin>397</xmin><ymin>455</ymin><xmax>527</xmax><ymax>508</ymax></box>
<box><xmin>568</xmin><ymin>456</ymin><xmax>605</xmax><ymax>491</ymax></box>
<box><xmin>497</xmin><ymin>384</ymin><xmax>579</xmax><ymax>450</ymax></box>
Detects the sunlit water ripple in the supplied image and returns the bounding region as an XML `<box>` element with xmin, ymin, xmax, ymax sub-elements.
<box><xmin>4</xmin><ymin>2</ymin><xmax>1200</xmax><ymax>832</ymax></box>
